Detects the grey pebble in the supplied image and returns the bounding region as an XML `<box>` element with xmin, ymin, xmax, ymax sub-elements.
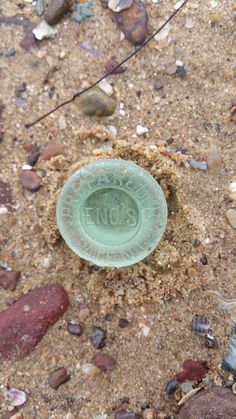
<box><xmin>189</xmin><ymin>159</ymin><xmax>207</xmax><ymax>171</ymax></box>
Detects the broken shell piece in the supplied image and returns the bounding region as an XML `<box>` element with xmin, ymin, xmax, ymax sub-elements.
<box><xmin>33</xmin><ymin>20</ymin><xmax>58</xmax><ymax>40</ymax></box>
<box><xmin>222</xmin><ymin>334</ymin><xmax>236</xmax><ymax>374</ymax></box>
<box><xmin>108</xmin><ymin>0</ymin><xmax>133</xmax><ymax>13</ymax></box>
<box><xmin>191</xmin><ymin>314</ymin><xmax>210</xmax><ymax>336</ymax></box>
<box><xmin>98</xmin><ymin>79</ymin><xmax>113</xmax><ymax>96</ymax></box>
<box><xmin>178</xmin><ymin>387</ymin><xmax>201</xmax><ymax>406</ymax></box>
<box><xmin>7</xmin><ymin>388</ymin><xmax>27</xmax><ymax>407</ymax></box>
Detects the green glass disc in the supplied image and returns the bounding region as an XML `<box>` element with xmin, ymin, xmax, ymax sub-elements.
<box><xmin>56</xmin><ymin>159</ymin><xmax>168</xmax><ymax>267</ymax></box>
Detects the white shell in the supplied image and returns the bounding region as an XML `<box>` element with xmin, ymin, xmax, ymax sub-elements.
<box><xmin>108</xmin><ymin>0</ymin><xmax>133</xmax><ymax>13</ymax></box>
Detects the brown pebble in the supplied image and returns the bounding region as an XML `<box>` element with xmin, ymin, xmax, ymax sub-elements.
<box><xmin>21</xmin><ymin>170</ymin><xmax>41</xmax><ymax>192</ymax></box>
<box><xmin>104</xmin><ymin>58</ymin><xmax>126</xmax><ymax>74</ymax></box>
<box><xmin>77</xmin><ymin>87</ymin><xmax>116</xmax><ymax>117</ymax></box>
<box><xmin>92</xmin><ymin>353</ymin><xmax>117</xmax><ymax>372</ymax></box>
<box><xmin>115</xmin><ymin>411</ymin><xmax>140</xmax><ymax>419</ymax></box>
<box><xmin>41</xmin><ymin>142</ymin><xmax>64</xmax><ymax>160</ymax></box>
<box><xmin>48</xmin><ymin>366</ymin><xmax>71</xmax><ymax>389</ymax></box>
<box><xmin>0</xmin><ymin>267</ymin><xmax>21</xmax><ymax>291</ymax></box>
<box><xmin>67</xmin><ymin>321</ymin><xmax>83</xmax><ymax>336</ymax></box>
<box><xmin>44</xmin><ymin>0</ymin><xmax>72</xmax><ymax>25</ymax></box>
<box><xmin>112</xmin><ymin>1</ymin><xmax>148</xmax><ymax>46</ymax></box>
<box><xmin>165</xmin><ymin>64</ymin><xmax>177</xmax><ymax>76</ymax></box>
<box><xmin>207</xmin><ymin>144</ymin><xmax>222</xmax><ymax>169</ymax></box>
<box><xmin>142</xmin><ymin>407</ymin><xmax>158</xmax><ymax>419</ymax></box>
<box><xmin>78</xmin><ymin>304</ymin><xmax>90</xmax><ymax>320</ymax></box>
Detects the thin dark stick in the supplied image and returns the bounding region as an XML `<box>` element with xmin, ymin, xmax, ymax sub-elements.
<box><xmin>25</xmin><ymin>0</ymin><xmax>189</xmax><ymax>129</ymax></box>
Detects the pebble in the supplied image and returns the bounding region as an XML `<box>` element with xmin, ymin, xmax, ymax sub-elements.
<box><xmin>0</xmin><ymin>283</ymin><xmax>69</xmax><ymax>360</ymax></box>
<box><xmin>142</xmin><ymin>407</ymin><xmax>158</xmax><ymax>419</ymax></box>
<box><xmin>230</xmin><ymin>106</ymin><xmax>236</xmax><ymax>123</ymax></box>
<box><xmin>227</xmin><ymin>182</ymin><xmax>236</xmax><ymax>200</ymax></box>
<box><xmin>104</xmin><ymin>58</ymin><xmax>126</xmax><ymax>74</ymax></box>
<box><xmin>226</xmin><ymin>209</ymin><xmax>236</xmax><ymax>229</ymax></box>
<box><xmin>204</xmin><ymin>329</ymin><xmax>218</xmax><ymax>348</ymax></box>
<box><xmin>111</xmin><ymin>1</ymin><xmax>148</xmax><ymax>46</ymax></box>
<box><xmin>176</xmin><ymin>359</ymin><xmax>207</xmax><ymax>382</ymax></box>
<box><xmin>185</xmin><ymin>16</ymin><xmax>194</xmax><ymax>28</ymax></box>
<box><xmin>108</xmin><ymin>0</ymin><xmax>133</xmax><ymax>13</ymax></box>
<box><xmin>27</xmin><ymin>149</ymin><xmax>40</xmax><ymax>166</ymax></box>
<box><xmin>91</xmin><ymin>327</ymin><xmax>107</xmax><ymax>349</ymax></box>
<box><xmin>20</xmin><ymin>30</ymin><xmax>37</xmax><ymax>50</ymax></box>
<box><xmin>119</xmin><ymin>318</ymin><xmax>129</xmax><ymax>328</ymax></box>
<box><xmin>191</xmin><ymin>314</ymin><xmax>210</xmax><ymax>336</ymax></box>
<box><xmin>44</xmin><ymin>0</ymin><xmax>72</xmax><ymax>25</ymax></box>
<box><xmin>180</xmin><ymin>382</ymin><xmax>193</xmax><ymax>394</ymax></box>
<box><xmin>5</xmin><ymin>48</ymin><xmax>16</xmax><ymax>57</ymax></box>
<box><xmin>67</xmin><ymin>320</ymin><xmax>83</xmax><ymax>336</ymax></box>
<box><xmin>166</xmin><ymin>380</ymin><xmax>177</xmax><ymax>395</ymax></box>
<box><xmin>200</xmin><ymin>254</ymin><xmax>208</xmax><ymax>265</ymax></box>
<box><xmin>92</xmin><ymin>354</ymin><xmax>117</xmax><ymax>372</ymax></box>
<box><xmin>0</xmin><ymin>181</ymin><xmax>14</xmax><ymax>208</ymax></box>
<box><xmin>41</xmin><ymin>141</ymin><xmax>64</xmax><ymax>160</ymax></box>
<box><xmin>35</xmin><ymin>0</ymin><xmax>44</xmax><ymax>16</ymax></box>
<box><xmin>98</xmin><ymin>79</ymin><xmax>114</xmax><ymax>96</ymax></box>
<box><xmin>79</xmin><ymin>304</ymin><xmax>90</xmax><ymax>320</ymax></box>
<box><xmin>48</xmin><ymin>366</ymin><xmax>71</xmax><ymax>389</ymax></box>
<box><xmin>0</xmin><ymin>267</ymin><xmax>21</xmax><ymax>291</ymax></box>
<box><xmin>154</xmin><ymin>80</ymin><xmax>164</xmax><ymax>91</ymax></box>
<box><xmin>115</xmin><ymin>412</ymin><xmax>140</xmax><ymax>419</ymax></box>
<box><xmin>176</xmin><ymin>65</ymin><xmax>187</xmax><ymax>80</ymax></box>
<box><xmin>22</xmin><ymin>164</ymin><xmax>33</xmax><ymax>171</ymax></box>
<box><xmin>71</xmin><ymin>2</ymin><xmax>94</xmax><ymax>23</ymax></box>
<box><xmin>189</xmin><ymin>159</ymin><xmax>207</xmax><ymax>171</ymax></box>
<box><xmin>136</xmin><ymin>124</ymin><xmax>148</xmax><ymax>135</ymax></box>
<box><xmin>81</xmin><ymin>363</ymin><xmax>101</xmax><ymax>376</ymax></box>
<box><xmin>177</xmin><ymin>387</ymin><xmax>236</xmax><ymax>418</ymax></box>
<box><xmin>0</xmin><ymin>207</ymin><xmax>8</xmax><ymax>215</ymax></box>
<box><xmin>21</xmin><ymin>169</ymin><xmax>42</xmax><ymax>192</ymax></box>
<box><xmin>207</xmin><ymin>144</ymin><xmax>222</xmax><ymax>169</ymax></box>
<box><xmin>77</xmin><ymin>87</ymin><xmax>116</xmax><ymax>117</ymax></box>
<box><xmin>165</xmin><ymin>64</ymin><xmax>177</xmax><ymax>76</ymax></box>
<box><xmin>33</xmin><ymin>20</ymin><xmax>58</xmax><ymax>40</ymax></box>
<box><xmin>154</xmin><ymin>21</ymin><xmax>171</xmax><ymax>42</ymax></box>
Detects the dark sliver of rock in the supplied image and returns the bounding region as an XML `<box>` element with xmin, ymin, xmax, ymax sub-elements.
<box><xmin>0</xmin><ymin>181</ymin><xmax>14</xmax><ymax>209</ymax></box>
<box><xmin>118</xmin><ymin>318</ymin><xmax>129</xmax><ymax>328</ymax></box>
<box><xmin>92</xmin><ymin>354</ymin><xmax>117</xmax><ymax>372</ymax></box>
<box><xmin>48</xmin><ymin>366</ymin><xmax>71</xmax><ymax>389</ymax></box>
<box><xmin>21</xmin><ymin>170</ymin><xmax>41</xmax><ymax>192</ymax></box>
<box><xmin>0</xmin><ymin>267</ymin><xmax>21</xmax><ymax>291</ymax></box>
<box><xmin>91</xmin><ymin>327</ymin><xmax>106</xmax><ymax>349</ymax></box>
<box><xmin>166</xmin><ymin>380</ymin><xmax>177</xmax><ymax>395</ymax></box>
<box><xmin>111</xmin><ymin>1</ymin><xmax>148</xmax><ymax>45</ymax></box>
<box><xmin>0</xmin><ymin>284</ymin><xmax>69</xmax><ymax>360</ymax></box>
<box><xmin>27</xmin><ymin>150</ymin><xmax>40</xmax><ymax>166</ymax></box>
<box><xmin>67</xmin><ymin>321</ymin><xmax>83</xmax><ymax>336</ymax></box>
<box><xmin>77</xmin><ymin>87</ymin><xmax>116</xmax><ymax>117</ymax></box>
<box><xmin>44</xmin><ymin>0</ymin><xmax>72</xmax><ymax>25</ymax></box>
<box><xmin>177</xmin><ymin>388</ymin><xmax>236</xmax><ymax>419</ymax></box>
<box><xmin>115</xmin><ymin>411</ymin><xmax>140</xmax><ymax>419</ymax></box>
<box><xmin>104</xmin><ymin>58</ymin><xmax>126</xmax><ymax>74</ymax></box>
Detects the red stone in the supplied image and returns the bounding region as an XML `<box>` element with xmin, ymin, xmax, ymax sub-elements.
<box><xmin>104</xmin><ymin>59</ymin><xmax>126</xmax><ymax>74</ymax></box>
<box><xmin>0</xmin><ymin>284</ymin><xmax>69</xmax><ymax>360</ymax></box>
<box><xmin>0</xmin><ymin>267</ymin><xmax>21</xmax><ymax>291</ymax></box>
<box><xmin>92</xmin><ymin>353</ymin><xmax>117</xmax><ymax>372</ymax></box>
<box><xmin>176</xmin><ymin>359</ymin><xmax>207</xmax><ymax>382</ymax></box>
<box><xmin>21</xmin><ymin>170</ymin><xmax>41</xmax><ymax>192</ymax></box>
<box><xmin>41</xmin><ymin>142</ymin><xmax>64</xmax><ymax>160</ymax></box>
<box><xmin>48</xmin><ymin>366</ymin><xmax>70</xmax><ymax>389</ymax></box>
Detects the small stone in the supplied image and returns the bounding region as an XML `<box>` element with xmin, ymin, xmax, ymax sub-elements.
<box><xmin>22</xmin><ymin>164</ymin><xmax>33</xmax><ymax>171</ymax></box>
<box><xmin>0</xmin><ymin>267</ymin><xmax>21</xmax><ymax>291</ymax></box>
<box><xmin>177</xmin><ymin>387</ymin><xmax>236</xmax><ymax>418</ymax></box>
<box><xmin>104</xmin><ymin>58</ymin><xmax>126</xmax><ymax>74</ymax></box>
<box><xmin>67</xmin><ymin>321</ymin><xmax>83</xmax><ymax>336</ymax></box>
<box><xmin>185</xmin><ymin>16</ymin><xmax>194</xmax><ymax>28</ymax></box>
<box><xmin>189</xmin><ymin>159</ymin><xmax>207</xmax><ymax>171</ymax></box>
<box><xmin>207</xmin><ymin>144</ymin><xmax>222</xmax><ymax>169</ymax></box>
<box><xmin>154</xmin><ymin>21</ymin><xmax>171</xmax><ymax>41</ymax></box>
<box><xmin>142</xmin><ymin>407</ymin><xmax>158</xmax><ymax>419</ymax></box>
<box><xmin>204</xmin><ymin>329</ymin><xmax>218</xmax><ymax>348</ymax></box>
<box><xmin>154</xmin><ymin>80</ymin><xmax>164</xmax><ymax>91</ymax></box>
<box><xmin>77</xmin><ymin>87</ymin><xmax>116</xmax><ymax>117</ymax></box>
<box><xmin>33</xmin><ymin>20</ymin><xmax>58</xmax><ymax>41</ymax></box>
<box><xmin>165</xmin><ymin>64</ymin><xmax>177</xmax><ymax>76</ymax></box>
<box><xmin>227</xmin><ymin>182</ymin><xmax>236</xmax><ymax>200</ymax></box>
<box><xmin>78</xmin><ymin>304</ymin><xmax>90</xmax><ymax>320</ymax></box>
<box><xmin>0</xmin><ymin>284</ymin><xmax>69</xmax><ymax>360</ymax></box>
<box><xmin>226</xmin><ymin>209</ymin><xmax>236</xmax><ymax>229</ymax></box>
<box><xmin>15</xmin><ymin>83</ymin><xmax>26</xmax><ymax>97</ymax></box>
<box><xmin>35</xmin><ymin>0</ymin><xmax>44</xmax><ymax>15</ymax></box>
<box><xmin>180</xmin><ymin>382</ymin><xmax>193</xmax><ymax>394</ymax></box>
<box><xmin>5</xmin><ymin>48</ymin><xmax>16</xmax><ymax>57</ymax></box>
<box><xmin>108</xmin><ymin>0</ymin><xmax>133</xmax><ymax>13</ymax></box>
<box><xmin>92</xmin><ymin>354</ymin><xmax>117</xmax><ymax>372</ymax></box>
<box><xmin>111</xmin><ymin>1</ymin><xmax>148</xmax><ymax>46</ymax></box>
<box><xmin>48</xmin><ymin>366</ymin><xmax>70</xmax><ymax>389</ymax></box>
<box><xmin>136</xmin><ymin>124</ymin><xmax>148</xmax><ymax>135</ymax></box>
<box><xmin>191</xmin><ymin>314</ymin><xmax>210</xmax><ymax>336</ymax></box>
<box><xmin>119</xmin><ymin>318</ymin><xmax>129</xmax><ymax>328</ymax></box>
<box><xmin>115</xmin><ymin>411</ymin><xmax>140</xmax><ymax>419</ymax></box>
<box><xmin>44</xmin><ymin>0</ymin><xmax>72</xmax><ymax>25</ymax></box>
<box><xmin>20</xmin><ymin>30</ymin><xmax>37</xmax><ymax>50</ymax></box>
<box><xmin>41</xmin><ymin>141</ymin><xmax>64</xmax><ymax>160</ymax></box>
<box><xmin>200</xmin><ymin>254</ymin><xmax>208</xmax><ymax>265</ymax></box>
<box><xmin>27</xmin><ymin>150</ymin><xmax>40</xmax><ymax>166</ymax></box>
<box><xmin>21</xmin><ymin>170</ymin><xmax>41</xmax><ymax>192</ymax></box>
<box><xmin>91</xmin><ymin>327</ymin><xmax>107</xmax><ymax>349</ymax></box>
<box><xmin>166</xmin><ymin>380</ymin><xmax>177</xmax><ymax>395</ymax></box>
<box><xmin>7</xmin><ymin>388</ymin><xmax>26</xmax><ymax>407</ymax></box>
<box><xmin>99</xmin><ymin>79</ymin><xmax>113</xmax><ymax>96</ymax></box>
<box><xmin>0</xmin><ymin>207</ymin><xmax>8</xmax><ymax>215</ymax></box>
<box><xmin>176</xmin><ymin>66</ymin><xmax>187</xmax><ymax>80</ymax></box>
<box><xmin>81</xmin><ymin>363</ymin><xmax>101</xmax><ymax>376</ymax></box>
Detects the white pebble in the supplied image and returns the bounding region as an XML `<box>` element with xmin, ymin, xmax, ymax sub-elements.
<box><xmin>99</xmin><ymin>80</ymin><xmax>113</xmax><ymax>96</ymax></box>
<box><xmin>0</xmin><ymin>207</ymin><xmax>8</xmax><ymax>215</ymax></box>
<box><xmin>33</xmin><ymin>20</ymin><xmax>58</xmax><ymax>41</ymax></box>
<box><xmin>136</xmin><ymin>124</ymin><xmax>149</xmax><ymax>135</ymax></box>
<box><xmin>139</xmin><ymin>323</ymin><xmax>150</xmax><ymax>337</ymax></box>
<box><xmin>22</xmin><ymin>164</ymin><xmax>32</xmax><ymax>171</ymax></box>
<box><xmin>58</xmin><ymin>115</ymin><xmax>67</xmax><ymax>130</ymax></box>
<box><xmin>107</xmin><ymin>125</ymin><xmax>117</xmax><ymax>138</ymax></box>
<box><xmin>227</xmin><ymin>182</ymin><xmax>236</xmax><ymax>200</ymax></box>
<box><xmin>176</xmin><ymin>59</ymin><xmax>184</xmax><ymax>67</ymax></box>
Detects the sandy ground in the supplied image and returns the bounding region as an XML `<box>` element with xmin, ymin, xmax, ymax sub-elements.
<box><xmin>0</xmin><ymin>0</ymin><xmax>235</xmax><ymax>418</ymax></box>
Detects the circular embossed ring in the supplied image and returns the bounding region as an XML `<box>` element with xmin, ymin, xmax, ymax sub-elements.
<box><xmin>56</xmin><ymin>159</ymin><xmax>168</xmax><ymax>267</ymax></box>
